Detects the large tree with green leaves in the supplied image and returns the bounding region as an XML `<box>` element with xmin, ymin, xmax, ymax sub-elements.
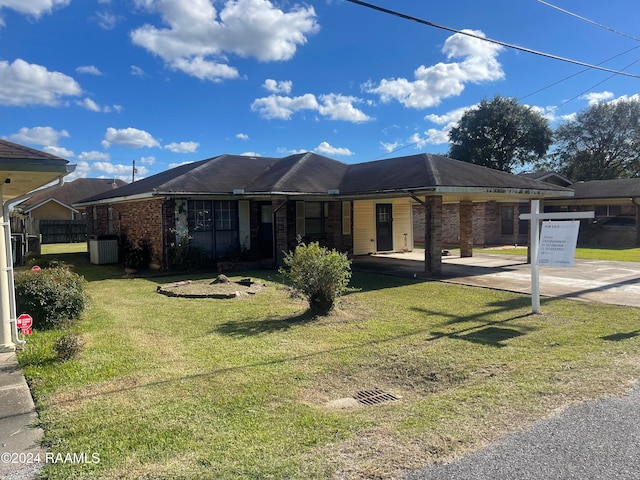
<box><xmin>546</xmin><ymin>98</ymin><xmax>640</xmax><ymax>181</ymax></box>
<box><xmin>448</xmin><ymin>95</ymin><xmax>553</xmax><ymax>172</ymax></box>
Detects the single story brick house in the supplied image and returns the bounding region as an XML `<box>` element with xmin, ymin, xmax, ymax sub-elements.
<box><xmin>74</xmin><ymin>152</ymin><xmax>572</xmax><ymax>274</ymax></box>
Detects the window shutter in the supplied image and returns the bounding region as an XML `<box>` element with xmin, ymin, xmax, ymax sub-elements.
<box><xmin>296</xmin><ymin>201</ymin><xmax>305</xmax><ymax>236</ymax></box>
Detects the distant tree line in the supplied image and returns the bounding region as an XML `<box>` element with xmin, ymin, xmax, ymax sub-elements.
<box><xmin>447</xmin><ymin>95</ymin><xmax>640</xmax><ymax>181</ymax></box>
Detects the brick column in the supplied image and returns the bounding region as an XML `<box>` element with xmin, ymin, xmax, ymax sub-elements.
<box><xmin>424</xmin><ymin>195</ymin><xmax>442</xmax><ymax>276</ymax></box>
<box><xmin>459</xmin><ymin>200</ymin><xmax>473</xmax><ymax>257</ymax></box>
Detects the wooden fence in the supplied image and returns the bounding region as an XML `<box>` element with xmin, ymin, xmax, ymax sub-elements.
<box><xmin>39</xmin><ymin>220</ymin><xmax>87</xmax><ymax>244</ymax></box>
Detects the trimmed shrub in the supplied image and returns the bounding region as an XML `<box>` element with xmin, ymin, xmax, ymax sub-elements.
<box><xmin>15</xmin><ymin>266</ymin><xmax>88</xmax><ymax>329</ymax></box>
<box><xmin>280</xmin><ymin>241</ymin><xmax>351</xmax><ymax>314</ymax></box>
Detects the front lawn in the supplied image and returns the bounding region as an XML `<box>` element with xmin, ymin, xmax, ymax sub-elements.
<box><xmin>18</xmin><ymin>249</ymin><xmax>640</xmax><ymax>479</ymax></box>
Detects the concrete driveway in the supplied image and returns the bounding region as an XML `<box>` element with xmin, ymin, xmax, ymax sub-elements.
<box><xmin>352</xmin><ymin>250</ymin><xmax>640</xmax><ymax>308</ymax></box>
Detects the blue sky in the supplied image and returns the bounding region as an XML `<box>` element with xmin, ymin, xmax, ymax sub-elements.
<box><xmin>1</xmin><ymin>0</ymin><xmax>639</xmax><ymax>182</ymax></box>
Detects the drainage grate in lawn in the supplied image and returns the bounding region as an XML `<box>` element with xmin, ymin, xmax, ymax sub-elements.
<box><xmin>353</xmin><ymin>389</ymin><xmax>399</xmax><ymax>406</ymax></box>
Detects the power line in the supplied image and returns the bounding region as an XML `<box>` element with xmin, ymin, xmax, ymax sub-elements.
<box><xmin>518</xmin><ymin>45</ymin><xmax>640</xmax><ymax>102</ymax></box>
<box><xmin>345</xmin><ymin>0</ymin><xmax>640</xmax><ymax>79</ymax></box>
<box><xmin>537</xmin><ymin>0</ymin><xmax>640</xmax><ymax>43</ymax></box>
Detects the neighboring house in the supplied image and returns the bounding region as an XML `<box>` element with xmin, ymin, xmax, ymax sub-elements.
<box><xmin>545</xmin><ymin>178</ymin><xmax>640</xmax><ymax>247</ymax></box>
<box><xmin>16</xmin><ymin>177</ymin><xmax>127</xmax><ymax>220</ymax></box>
<box><xmin>14</xmin><ymin>177</ymin><xmax>127</xmax><ymax>244</ymax></box>
<box><xmin>74</xmin><ymin>152</ymin><xmax>572</xmax><ymax>274</ymax></box>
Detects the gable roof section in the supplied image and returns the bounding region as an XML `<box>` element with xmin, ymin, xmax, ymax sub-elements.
<box><xmin>519</xmin><ymin>171</ymin><xmax>573</xmax><ymax>187</ymax></box>
<box><xmin>75</xmin><ymin>152</ymin><xmax>573</xmax><ymax>205</ymax></box>
<box><xmin>569</xmin><ymin>178</ymin><xmax>640</xmax><ymax>199</ymax></box>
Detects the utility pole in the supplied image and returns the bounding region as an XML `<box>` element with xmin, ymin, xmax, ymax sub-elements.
<box><xmin>132</xmin><ymin>159</ymin><xmax>138</xmax><ymax>183</ymax></box>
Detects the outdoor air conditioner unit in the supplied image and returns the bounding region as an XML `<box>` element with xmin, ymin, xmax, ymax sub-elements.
<box><xmin>89</xmin><ymin>238</ymin><xmax>119</xmax><ymax>265</ymax></box>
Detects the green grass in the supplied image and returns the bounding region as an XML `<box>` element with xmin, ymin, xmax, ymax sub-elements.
<box><xmin>17</xmin><ymin>246</ymin><xmax>640</xmax><ymax>479</ymax></box>
<box><xmin>481</xmin><ymin>246</ymin><xmax>640</xmax><ymax>262</ymax></box>
<box><xmin>41</xmin><ymin>243</ymin><xmax>88</xmax><ymax>255</ymax></box>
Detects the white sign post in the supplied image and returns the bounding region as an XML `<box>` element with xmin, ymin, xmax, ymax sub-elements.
<box><xmin>520</xmin><ymin>200</ymin><xmax>594</xmax><ymax>314</ymax></box>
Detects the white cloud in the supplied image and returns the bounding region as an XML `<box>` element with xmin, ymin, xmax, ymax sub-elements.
<box><xmin>420</xmin><ymin>105</ymin><xmax>475</xmax><ymax>146</ymax></box>
<box><xmin>380</xmin><ymin>141</ymin><xmax>400</xmax><ymax>153</ymax></box>
<box><xmin>77</xmin><ymin>98</ymin><xmax>102</xmax><ymax>112</ymax></box>
<box><xmin>164</xmin><ymin>141</ymin><xmax>199</xmax><ymax>153</ymax></box>
<box><xmin>364</xmin><ymin>30</ymin><xmax>504</xmax><ymax>109</ymax></box>
<box><xmin>168</xmin><ymin>160</ymin><xmax>195</xmax><ymax>169</ymax></box>
<box><xmin>102</xmin><ymin>127</ymin><xmax>160</xmax><ymax>149</ymax></box>
<box><xmin>130</xmin><ymin>65</ymin><xmax>146</xmax><ymax>77</ymax></box>
<box><xmin>314</xmin><ymin>142</ymin><xmax>353</xmax><ymax>156</ymax></box>
<box><xmin>94</xmin><ymin>10</ymin><xmax>120</xmax><ymax>30</ymax></box>
<box><xmin>263</xmin><ymin>79</ymin><xmax>292</xmax><ymax>94</ymax></box>
<box><xmin>251</xmin><ymin>93</ymin><xmax>318</xmax><ymax>120</ymax></box>
<box><xmin>251</xmin><ymin>92</ymin><xmax>371</xmax><ymax>122</ymax></box>
<box><xmin>65</xmin><ymin>160</ymin><xmax>91</xmax><ymax>180</ymax></box>
<box><xmin>76</xmin><ymin>65</ymin><xmax>103</xmax><ymax>75</ymax></box>
<box><xmin>130</xmin><ymin>0</ymin><xmax>318</xmax><ymax>81</ymax></box>
<box><xmin>0</xmin><ymin>0</ymin><xmax>70</xmax><ymax>24</ymax></box>
<box><xmin>94</xmin><ymin>161</ymin><xmax>148</xmax><ymax>177</ymax></box>
<box><xmin>581</xmin><ymin>91</ymin><xmax>614</xmax><ymax>105</ymax></box>
<box><xmin>317</xmin><ymin>94</ymin><xmax>372</xmax><ymax>123</ymax></box>
<box><xmin>236</xmin><ymin>133</ymin><xmax>249</xmax><ymax>140</ymax></box>
<box><xmin>240</xmin><ymin>151</ymin><xmax>261</xmax><ymax>157</ymax></box>
<box><xmin>138</xmin><ymin>156</ymin><xmax>155</xmax><ymax>165</ymax></box>
<box><xmin>78</xmin><ymin>151</ymin><xmax>110</xmax><ymax>161</ymax></box>
<box><xmin>43</xmin><ymin>145</ymin><xmax>74</xmax><ymax>158</ymax></box>
<box><xmin>0</xmin><ymin>59</ymin><xmax>81</xmax><ymax>106</ymax></box>
<box><xmin>7</xmin><ymin>126</ymin><xmax>69</xmax><ymax>146</ymax></box>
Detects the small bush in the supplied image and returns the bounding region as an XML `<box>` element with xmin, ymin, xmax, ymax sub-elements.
<box><xmin>15</xmin><ymin>266</ymin><xmax>88</xmax><ymax>329</ymax></box>
<box><xmin>53</xmin><ymin>331</ymin><xmax>82</xmax><ymax>362</ymax></box>
<box><xmin>280</xmin><ymin>240</ymin><xmax>351</xmax><ymax>314</ymax></box>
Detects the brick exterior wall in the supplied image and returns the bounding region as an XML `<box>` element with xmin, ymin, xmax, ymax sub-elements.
<box><xmin>414</xmin><ymin>200</ymin><xmax>529</xmax><ymax>249</ymax></box>
<box><xmin>87</xmin><ymin>198</ymin><xmax>168</xmax><ymax>267</ymax></box>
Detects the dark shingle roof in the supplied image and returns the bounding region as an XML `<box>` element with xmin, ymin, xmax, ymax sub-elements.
<box><xmin>340</xmin><ymin>154</ymin><xmax>570</xmax><ymax>194</ymax></box>
<box><xmin>75</xmin><ymin>152</ymin><xmax>572</xmax><ymax>204</ymax></box>
<box><xmin>570</xmin><ymin>178</ymin><xmax>640</xmax><ymax>199</ymax></box>
<box><xmin>0</xmin><ymin>139</ymin><xmax>68</xmax><ymax>163</ymax></box>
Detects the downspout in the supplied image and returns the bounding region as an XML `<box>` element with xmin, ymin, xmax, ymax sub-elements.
<box><xmin>4</xmin><ymin>176</ymin><xmax>66</xmax><ymax>347</ymax></box>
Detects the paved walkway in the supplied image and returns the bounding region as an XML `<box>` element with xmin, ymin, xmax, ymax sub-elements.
<box><xmin>352</xmin><ymin>250</ymin><xmax>640</xmax><ymax>308</ymax></box>
<box><xmin>0</xmin><ymin>351</ymin><xmax>44</xmax><ymax>480</ymax></box>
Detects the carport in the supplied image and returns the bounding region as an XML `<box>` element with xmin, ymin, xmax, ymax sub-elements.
<box><xmin>0</xmin><ymin>140</ymin><xmax>74</xmax><ymax>351</ymax></box>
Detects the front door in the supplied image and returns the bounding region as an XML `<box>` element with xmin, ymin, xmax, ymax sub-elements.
<box><xmin>376</xmin><ymin>203</ymin><xmax>393</xmax><ymax>251</ymax></box>
<box><xmin>258</xmin><ymin>203</ymin><xmax>273</xmax><ymax>258</ymax></box>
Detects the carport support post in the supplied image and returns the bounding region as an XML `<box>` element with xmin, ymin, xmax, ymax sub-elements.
<box><xmin>0</xmin><ymin>184</ymin><xmax>14</xmax><ymax>351</ymax></box>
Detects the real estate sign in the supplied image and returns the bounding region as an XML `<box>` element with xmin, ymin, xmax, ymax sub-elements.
<box><xmin>537</xmin><ymin>220</ymin><xmax>580</xmax><ymax>267</ymax></box>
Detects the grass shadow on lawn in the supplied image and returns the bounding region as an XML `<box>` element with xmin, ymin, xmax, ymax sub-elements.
<box><xmin>213</xmin><ymin>309</ymin><xmax>318</xmax><ymax>337</ymax></box>
<box><xmin>412</xmin><ymin>296</ymin><xmax>539</xmax><ymax>347</ymax></box>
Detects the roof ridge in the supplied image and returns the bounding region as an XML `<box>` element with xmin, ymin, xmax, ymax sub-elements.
<box><xmin>423</xmin><ymin>153</ymin><xmax>441</xmax><ymax>185</ymax></box>
<box><xmin>272</xmin><ymin>152</ymin><xmax>311</xmax><ymax>190</ymax></box>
